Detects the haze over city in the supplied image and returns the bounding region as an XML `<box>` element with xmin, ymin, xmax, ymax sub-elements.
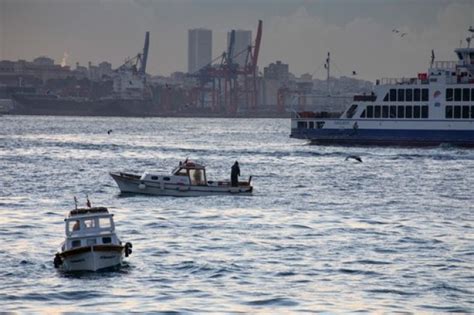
<box><xmin>1</xmin><ymin>0</ymin><xmax>473</xmax><ymax>81</ymax></box>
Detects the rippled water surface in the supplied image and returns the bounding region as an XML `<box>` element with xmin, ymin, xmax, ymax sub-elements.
<box><xmin>1</xmin><ymin>115</ymin><xmax>473</xmax><ymax>313</ymax></box>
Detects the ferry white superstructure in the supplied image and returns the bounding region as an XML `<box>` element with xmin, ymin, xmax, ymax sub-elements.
<box><xmin>290</xmin><ymin>29</ymin><xmax>474</xmax><ymax>147</ymax></box>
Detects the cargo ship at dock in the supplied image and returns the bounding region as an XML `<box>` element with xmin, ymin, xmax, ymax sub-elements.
<box><xmin>10</xmin><ymin>94</ymin><xmax>156</xmax><ymax>117</ymax></box>
<box><xmin>290</xmin><ymin>28</ymin><xmax>474</xmax><ymax>147</ymax></box>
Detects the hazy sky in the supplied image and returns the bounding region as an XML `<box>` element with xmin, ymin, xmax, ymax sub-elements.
<box><xmin>1</xmin><ymin>0</ymin><xmax>473</xmax><ymax>81</ymax></box>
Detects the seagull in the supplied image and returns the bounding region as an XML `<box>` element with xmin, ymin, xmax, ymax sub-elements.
<box><xmin>400</xmin><ymin>32</ymin><xmax>407</xmax><ymax>37</ymax></box>
<box><xmin>392</xmin><ymin>29</ymin><xmax>400</xmax><ymax>33</ymax></box>
<box><xmin>345</xmin><ymin>155</ymin><xmax>363</xmax><ymax>163</ymax></box>
<box><xmin>107</xmin><ymin>129</ymin><xmax>113</xmax><ymax>135</ymax></box>
<box><xmin>352</xmin><ymin>71</ymin><xmax>357</xmax><ymax>75</ymax></box>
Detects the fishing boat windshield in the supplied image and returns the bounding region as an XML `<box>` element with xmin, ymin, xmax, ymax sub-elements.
<box><xmin>173</xmin><ymin>167</ymin><xmax>188</xmax><ymax>176</ymax></box>
<box><xmin>66</xmin><ymin>216</ymin><xmax>114</xmax><ymax>235</ymax></box>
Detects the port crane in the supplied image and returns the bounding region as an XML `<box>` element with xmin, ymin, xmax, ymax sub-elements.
<box><xmin>189</xmin><ymin>20</ymin><xmax>262</xmax><ymax>115</ymax></box>
<box><xmin>116</xmin><ymin>31</ymin><xmax>150</xmax><ymax>75</ymax></box>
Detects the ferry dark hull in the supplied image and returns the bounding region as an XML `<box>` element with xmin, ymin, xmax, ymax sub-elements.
<box><xmin>290</xmin><ymin>128</ymin><xmax>474</xmax><ymax>147</ymax></box>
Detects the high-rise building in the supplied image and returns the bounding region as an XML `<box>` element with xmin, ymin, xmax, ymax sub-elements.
<box><xmin>227</xmin><ymin>30</ymin><xmax>252</xmax><ymax>67</ymax></box>
<box><xmin>263</xmin><ymin>60</ymin><xmax>289</xmax><ymax>84</ymax></box>
<box><xmin>188</xmin><ymin>28</ymin><xmax>212</xmax><ymax>74</ymax></box>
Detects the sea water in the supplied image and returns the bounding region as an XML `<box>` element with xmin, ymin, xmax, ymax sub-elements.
<box><xmin>0</xmin><ymin>115</ymin><xmax>472</xmax><ymax>312</ymax></box>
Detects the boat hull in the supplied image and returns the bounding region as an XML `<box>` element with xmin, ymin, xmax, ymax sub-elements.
<box><xmin>290</xmin><ymin>128</ymin><xmax>474</xmax><ymax>147</ymax></box>
<box><xmin>59</xmin><ymin>245</ymin><xmax>124</xmax><ymax>272</ymax></box>
<box><xmin>110</xmin><ymin>172</ymin><xmax>253</xmax><ymax>196</ymax></box>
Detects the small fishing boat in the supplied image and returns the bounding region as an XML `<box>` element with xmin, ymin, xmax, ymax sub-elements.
<box><xmin>110</xmin><ymin>160</ymin><xmax>253</xmax><ymax>197</ymax></box>
<box><xmin>54</xmin><ymin>204</ymin><xmax>132</xmax><ymax>271</ymax></box>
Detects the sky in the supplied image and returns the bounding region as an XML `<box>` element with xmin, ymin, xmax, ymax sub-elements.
<box><xmin>1</xmin><ymin>0</ymin><xmax>473</xmax><ymax>81</ymax></box>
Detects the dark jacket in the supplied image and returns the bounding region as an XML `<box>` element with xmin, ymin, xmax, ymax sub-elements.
<box><xmin>231</xmin><ymin>163</ymin><xmax>240</xmax><ymax>178</ymax></box>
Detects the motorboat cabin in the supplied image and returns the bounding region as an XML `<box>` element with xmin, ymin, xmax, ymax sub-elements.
<box><xmin>54</xmin><ymin>206</ymin><xmax>132</xmax><ymax>272</ymax></box>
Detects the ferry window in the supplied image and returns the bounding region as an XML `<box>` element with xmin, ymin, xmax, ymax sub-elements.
<box><xmin>446</xmin><ymin>88</ymin><xmax>453</xmax><ymax>101</ymax></box>
<box><xmin>446</xmin><ymin>106</ymin><xmax>453</xmax><ymax>118</ymax></box>
<box><xmin>454</xmin><ymin>88</ymin><xmax>461</xmax><ymax>101</ymax></box>
<box><xmin>414</xmin><ymin>89</ymin><xmax>420</xmax><ymax>101</ymax></box>
<box><xmin>471</xmin><ymin>106</ymin><xmax>474</xmax><ymax>118</ymax></box>
<box><xmin>462</xmin><ymin>106</ymin><xmax>469</xmax><ymax>118</ymax></box>
<box><xmin>360</xmin><ymin>109</ymin><xmax>366</xmax><ymax>118</ymax></box>
<box><xmin>383</xmin><ymin>93</ymin><xmax>388</xmax><ymax>102</ymax></box>
<box><xmin>308</xmin><ymin>121</ymin><xmax>314</xmax><ymax>129</ymax></box>
<box><xmin>374</xmin><ymin>106</ymin><xmax>381</xmax><ymax>118</ymax></box>
<box><xmin>346</xmin><ymin>104</ymin><xmax>358</xmax><ymax>118</ymax></box>
<box><xmin>397</xmin><ymin>89</ymin><xmax>405</xmax><ymax>102</ymax></box>
<box><xmin>102</xmin><ymin>237</ymin><xmax>112</xmax><ymax>244</ymax></box>
<box><xmin>390</xmin><ymin>106</ymin><xmax>397</xmax><ymax>118</ymax></box>
<box><xmin>163</xmin><ymin>177</ymin><xmax>170</xmax><ymax>181</ymax></box>
<box><xmin>454</xmin><ymin>106</ymin><xmax>461</xmax><ymax>118</ymax></box>
<box><xmin>421</xmin><ymin>89</ymin><xmax>429</xmax><ymax>101</ymax></box>
<box><xmin>71</xmin><ymin>240</ymin><xmax>81</xmax><ymax>248</ymax></box>
<box><xmin>406</xmin><ymin>89</ymin><xmax>413</xmax><ymax>102</ymax></box>
<box><xmin>84</xmin><ymin>219</ymin><xmax>96</xmax><ymax>229</ymax></box>
<box><xmin>99</xmin><ymin>217</ymin><xmax>111</xmax><ymax>228</ymax></box>
<box><xmin>316</xmin><ymin>121</ymin><xmax>325</xmax><ymax>129</ymax></box>
<box><xmin>471</xmin><ymin>89</ymin><xmax>474</xmax><ymax>101</ymax></box>
<box><xmin>413</xmin><ymin>106</ymin><xmax>421</xmax><ymax>118</ymax></box>
<box><xmin>397</xmin><ymin>106</ymin><xmax>404</xmax><ymax>118</ymax></box>
<box><xmin>367</xmin><ymin>106</ymin><xmax>374</xmax><ymax>118</ymax></box>
<box><xmin>421</xmin><ymin>106</ymin><xmax>429</xmax><ymax>118</ymax></box>
<box><xmin>406</xmin><ymin>106</ymin><xmax>413</xmax><ymax>118</ymax></box>
<box><xmin>389</xmin><ymin>89</ymin><xmax>396</xmax><ymax>102</ymax></box>
<box><xmin>382</xmin><ymin>106</ymin><xmax>389</xmax><ymax>118</ymax></box>
<box><xmin>297</xmin><ymin>121</ymin><xmax>307</xmax><ymax>129</ymax></box>
<box><xmin>87</xmin><ymin>238</ymin><xmax>97</xmax><ymax>246</ymax></box>
<box><xmin>462</xmin><ymin>88</ymin><xmax>470</xmax><ymax>101</ymax></box>
<box><xmin>151</xmin><ymin>176</ymin><xmax>158</xmax><ymax>180</ymax></box>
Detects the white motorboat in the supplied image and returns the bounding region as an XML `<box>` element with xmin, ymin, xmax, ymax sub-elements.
<box><xmin>54</xmin><ymin>206</ymin><xmax>132</xmax><ymax>272</ymax></box>
<box><xmin>110</xmin><ymin>160</ymin><xmax>253</xmax><ymax>197</ymax></box>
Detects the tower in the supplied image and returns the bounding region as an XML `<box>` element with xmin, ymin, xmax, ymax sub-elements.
<box><xmin>188</xmin><ymin>28</ymin><xmax>212</xmax><ymax>74</ymax></box>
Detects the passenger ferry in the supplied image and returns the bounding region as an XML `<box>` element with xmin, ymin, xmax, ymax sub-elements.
<box><xmin>290</xmin><ymin>29</ymin><xmax>474</xmax><ymax>147</ymax></box>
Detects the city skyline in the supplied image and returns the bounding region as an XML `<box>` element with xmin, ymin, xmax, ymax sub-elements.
<box><xmin>1</xmin><ymin>0</ymin><xmax>473</xmax><ymax>81</ymax></box>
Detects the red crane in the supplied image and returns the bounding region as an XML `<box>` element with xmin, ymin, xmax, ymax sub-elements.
<box><xmin>188</xmin><ymin>20</ymin><xmax>263</xmax><ymax>115</ymax></box>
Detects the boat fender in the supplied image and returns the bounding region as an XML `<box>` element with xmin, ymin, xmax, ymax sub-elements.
<box><xmin>125</xmin><ymin>242</ymin><xmax>133</xmax><ymax>257</ymax></box>
<box><xmin>53</xmin><ymin>253</ymin><xmax>63</xmax><ymax>268</ymax></box>
<box><xmin>138</xmin><ymin>182</ymin><xmax>146</xmax><ymax>190</ymax></box>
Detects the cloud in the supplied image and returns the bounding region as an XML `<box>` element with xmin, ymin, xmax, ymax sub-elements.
<box><xmin>1</xmin><ymin>0</ymin><xmax>473</xmax><ymax>80</ymax></box>
<box><xmin>259</xmin><ymin>2</ymin><xmax>474</xmax><ymax>81</ymax></box>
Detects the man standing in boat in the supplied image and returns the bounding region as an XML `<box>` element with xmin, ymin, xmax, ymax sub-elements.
<box><xmin>231</xmin><ymin>161</ymin><xmax>240</xmax><ymax>187</ymax></box>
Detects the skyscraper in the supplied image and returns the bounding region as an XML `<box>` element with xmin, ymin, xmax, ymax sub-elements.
<box><xmin>227</xmin><ymin>30</ymin><xmax>252</xmax><ymax>67</ymax></box>
<box><xmin>188</xmin><ymin>28</ymin><xmax>212</xmax><ymax>74</ymax></box>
